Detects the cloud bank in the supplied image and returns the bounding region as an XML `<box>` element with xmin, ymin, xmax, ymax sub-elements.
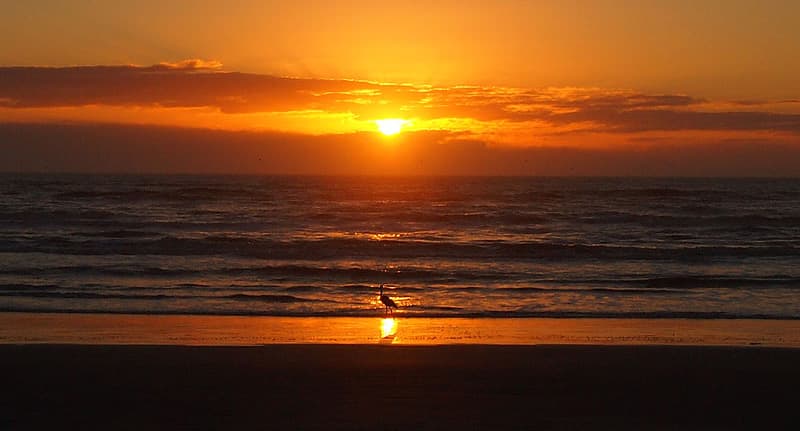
<box><xmin>1</xmin><ymin>122</ymin><xmax>798</xmax><ymax>176</ymax></box>
<box><xmin>2</xmin><ymin>62</ymin><xmax>800</xmax><ymax>136</ymax></box>
<box><xmin>1</xmin><ymin>62</ymin><xmax>799</xmax><ymax>175</ymax></box>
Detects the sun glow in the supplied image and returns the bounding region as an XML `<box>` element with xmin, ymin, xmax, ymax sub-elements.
<box><xmin>375</xmin><ymin>119</ymin><xmax>407</xmax><ymax>136</ymax></box>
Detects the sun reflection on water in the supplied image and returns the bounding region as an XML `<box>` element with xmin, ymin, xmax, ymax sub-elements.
<box><xmin>380</xmin><ymin>317</ymin><xmax>398</xmax><ymax>343</ymax></box>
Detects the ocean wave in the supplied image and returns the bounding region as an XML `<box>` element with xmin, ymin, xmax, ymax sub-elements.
<box><xmin>78</xmin><ymin>230</ymin><xmax>163</xmax><ymax>238</ymax></box>
<box><xmin>576</xmin><ymin>211</ymin><xmax>800</xmax><ymax>228</ymax></box>
<box><xmin>0</xmin><ymin>289</ymin><xmax>322</xmax><ymax>303</ymax></box>
<box><xmin>3</xmin><ymin>235</ymin><xmax>800</xmax><ymax>261</ymax></box>
<box><xmin>4</xmin><ymin>274</ymin><xmax>800</xmax><ymax>303</ymax></box>
<box><xmin>0</xmin><ymin>264</ymin><xmax>515</xmax><ymax>283</ymax></box>
<box><xmin>587</xmin><ymin>187</ymin><xmax>738</xmax><ymax>199</ymax></box>
<box><xmin>638</xmin><ymin>276</ymin><xmax>800</xmax><ymax>289</ymax></box>
<box><xmin>223</xmin><ymin>293</ymin><xmax>323</xmax><ymax>303</ymax></box>
<box><xmin>52</xmin><ymin>186</ymin><xmax>268</xmax><ymax>202</ymax></box>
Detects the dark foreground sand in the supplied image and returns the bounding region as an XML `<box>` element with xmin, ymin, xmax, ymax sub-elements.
<box><xmin>1</xmin><ymin>344</ymin><xmax>798</xmax><ymax>430</ymax></box>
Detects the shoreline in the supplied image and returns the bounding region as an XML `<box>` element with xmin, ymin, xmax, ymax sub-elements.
<box><xmin>5</xmin><ymin>307</ymin><xmax>800</xmax><ymax>320</ymax></box>
<box><xmin>3</xmin><ymin>311</ymin><xmax>800</xmax><ymax>347</ymax></box>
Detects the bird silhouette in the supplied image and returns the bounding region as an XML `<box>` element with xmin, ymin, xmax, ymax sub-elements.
<box><xmin>379</xmin><ymin>284</ymin><xmax>398</xmax><ymax>315</ymax></box>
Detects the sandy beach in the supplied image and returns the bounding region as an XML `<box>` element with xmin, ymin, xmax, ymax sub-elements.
<box><xmin>1</xmin><ymin>343</ymin><xmax>798</xmax><ymax>430</ymax></box>
<box><xmin>2</xmin><ymin>314</ymin><xmax>799</xmax><ymax>430</ymax></box>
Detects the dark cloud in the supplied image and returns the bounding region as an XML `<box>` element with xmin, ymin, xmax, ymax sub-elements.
<box><xmin>550</xmin><ymin>93</ymin><xmax>702</xmax><ymax>110</ymax></box>
<box><xmin>0</xmin><ymin>64</ymin><xmax>381</xmax><ymax>113</ymax></box>
<box><xmin>1</xmin><ymin>122</ymin><xmax>798</xmax><ymax>176</ymax></box>
<box><xmin>731</xmin><ymin>99</ymin><xmax>800</xmax><ymax>106</ymax></box>
<box><xmin>550</xmin><ymin>108</ymin><xmax>800</xmax><ymax>133</ymax></box>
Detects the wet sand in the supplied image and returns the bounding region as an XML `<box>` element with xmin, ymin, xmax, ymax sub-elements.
<box><xmin>3</xmin><ymin>312</ymin><xmax>800</xmax><ymax>346</ymax></box>
<box><xmin>2</xmin><ymin>343</ymin><xmax>798</xmax><ymax>430</ymax></box>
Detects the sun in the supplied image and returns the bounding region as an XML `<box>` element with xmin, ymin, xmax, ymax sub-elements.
<box><xmin>375</xmin><ymin>119</ymin><xmax>407</xmax><ymax>136</ymax></box>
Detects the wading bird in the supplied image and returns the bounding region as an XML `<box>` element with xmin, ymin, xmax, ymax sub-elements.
<box><xmin>379</xmin><ymin>284</ymin><xmax>398</xmax><ymax>315</ymax></box>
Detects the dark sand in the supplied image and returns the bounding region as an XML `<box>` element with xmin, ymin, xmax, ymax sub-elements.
<box><xmin>1</xmin><ymin>344</ymin><xmax>798</xmax><ymax>430</ymax></box>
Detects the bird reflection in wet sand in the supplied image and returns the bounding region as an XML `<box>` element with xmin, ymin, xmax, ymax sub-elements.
<box><xmin>380</xmin><ymin>317</ymin><xmax>398</xmax><ymax>343</ymax></box>
<box><xmin>379</xmin><ymin>284</ymin><xmax>398</xmax><ymax>315</ymax></box>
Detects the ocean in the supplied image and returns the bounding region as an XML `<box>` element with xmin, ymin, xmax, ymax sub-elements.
<box><xmin>1</xmin><ymin>174</ymin><xmax>799</xmax><ymax>319</ymax></box>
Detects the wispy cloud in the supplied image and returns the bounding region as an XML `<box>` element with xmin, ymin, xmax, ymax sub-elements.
<box><xmin>154</xmin><ymin>59</ymin><xmax>224</xmax><ymax>70</ymax></box>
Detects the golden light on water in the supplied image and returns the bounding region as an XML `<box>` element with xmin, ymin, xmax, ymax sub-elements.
<box><xmin>375</xmin><ymin>119</ymin><xmax>407</xmax><ymax>136</ymax></box>
<box><xmin>380</xmin><ymin>317</ymin><xmax>398</xmax><ymax>340</ymax></box>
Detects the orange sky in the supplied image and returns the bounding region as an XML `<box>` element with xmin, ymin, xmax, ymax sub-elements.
<box><xmin>1</xmin><ymin>1</ymin><xmax>799</xmax><ymax>175</ymax></box>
